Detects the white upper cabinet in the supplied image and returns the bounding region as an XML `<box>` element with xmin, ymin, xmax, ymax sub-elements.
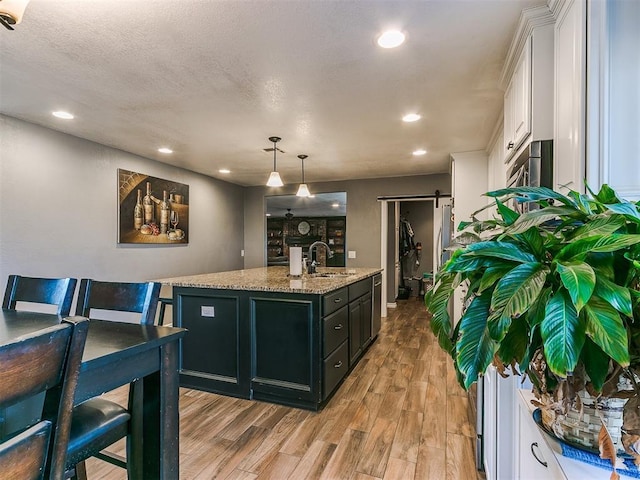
<box><xmin>504</xmin><ymin>36</ymin><xmax>531</xmax><ymax>158</ymax></box>
<box><xmin>585</xmin><ymin>0</ymin><xmax>640</xmax><ymax>200</ymax></box>
<box><xmin>553</xmin><ymin>0</ymin><xmax>586</xmax><ymax>193</ymax></box>
<box><xmin>501</xmin><ymin>7</ymin><xmax>554</xmax><ymax>164</ymax></box>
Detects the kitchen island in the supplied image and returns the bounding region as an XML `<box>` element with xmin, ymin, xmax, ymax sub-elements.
<box><xmin>158</xmin><ymin>266</ymin><xmax>382</xmax><ymax>410</ymax></box>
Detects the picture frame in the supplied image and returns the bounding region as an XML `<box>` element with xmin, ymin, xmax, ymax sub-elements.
<box><xmin>117</xmin><ymin>169</ymin><xmax>189</xmax><ymax>244</ymax></box>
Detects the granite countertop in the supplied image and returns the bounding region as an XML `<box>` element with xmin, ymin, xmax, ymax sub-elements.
<box><xmin>156</xmin><ymin>266</ymin><xmax>383</xmax><ymax>295</ymax></box>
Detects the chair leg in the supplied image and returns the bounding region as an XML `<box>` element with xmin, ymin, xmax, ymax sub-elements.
<box><xmin>74</xmin><ymin>461</ymin><xmax>88</xmax><ymax>480</ymax></box>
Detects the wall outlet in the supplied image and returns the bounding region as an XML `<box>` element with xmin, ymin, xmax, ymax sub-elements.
<box><xmin>201</xmin><ymin>306</ymin><xmax>215</xmax><ymax>317</ymax></box>
<box><xmin>241</xmin><ymin>249</ymin><xmax>245</xmax><ymax>257</ymax></box>
<box><xmin>348</xmin><ymin>250</ymin><xmax>356</xmax><ymax>259</ymax></box>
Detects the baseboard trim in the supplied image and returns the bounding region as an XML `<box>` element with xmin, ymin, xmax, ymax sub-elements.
<box><xmin>386</xmin><ymin>302</ymin><xmax>397</xmax><ymax>309</ymax></box>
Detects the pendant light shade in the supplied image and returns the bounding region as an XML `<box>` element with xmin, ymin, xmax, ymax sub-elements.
<box><xmin>296</xmin><ymin>154</ymin><xmax>311</xmax><ymax>197</ymax></box>
<box><xmin>0</xmin><ymin>0</ymin><xmax>30</xmax><ymax>30</ymax></box>
<box><xmin>266</xmin><ymin>136</ymin><xmax>284</xmax><ymax>187</ymax></box>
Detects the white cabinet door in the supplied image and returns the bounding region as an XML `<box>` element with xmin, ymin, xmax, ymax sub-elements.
<box><xmin>512</xmin><ymin>36</ymin><xmax>532</xmax><ymax>150</ymax></box>
<box><xmin>517</xmin><ymin>400</ymin><xmax>566</xmax><ymax>480</ymax></box>
<box><xmin>554</xmin><ymin>0</ymin><xmax>586</xmax><ymax>193</ymax></box>
<box><xmin>504</xmin><ymin>36</ymin><xmax>532</xmax><ymax>161</ymax></box>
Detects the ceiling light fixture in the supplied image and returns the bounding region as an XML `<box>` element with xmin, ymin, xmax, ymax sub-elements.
<box><xmin>413</xmin><ymin>149</ymin><xmax>427</xmax><ymax>156</ymax></box>
<box><xmin>332</xmin><ymin>203</ymin><xmax>340</xmax><ymax>208</ymax></box>
<box><xmin>219</xmin><ymin>168</ymin><xmax>231</xmax><ymax>174</ymax></box>
<box><xmin>158</xmin><ymin>147</ymin><xmax>173</xmax><ymax>154</ymax></box>
<box><xmin>52</xmin><ymin>111</ymin><xmax>74</xmax><ymax>120</ymax></box>
<box><xmin>266</xmin><ymin>136</ymin><xmax>284</xmax><ymax>187</ymax></box>
<box><xmin>402</xmin><ymin>113</ymin><xmax>421</xmax><ymax>123</ymax></box>
<box><xmin>0</xmin><ymin>0</ymin><xmax>31</xmax><ymax>30</ymax></box>
<box><xmin>377</xmin><ymin>30</ymin><xmax>405</xmax><ymax>49</ymax></box>
<box><xmin>296</xmin><ymin>154</ymin><xmax>311</xmax><ymax>197</ymax></box>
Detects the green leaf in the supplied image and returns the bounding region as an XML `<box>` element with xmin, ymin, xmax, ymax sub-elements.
<box><xmin>594</xmin><ymin>276</ymin><xmax>633</xmax><ymax>317</ymax></box>
<box><xmin>463</xmin><ymin>241</ymin><xmax>538</xmax><ymax>264</ymax></box>
<box><xmin>455</xmin><ymin>293</ymin><xmax>497</xmax><ymax>389</ymax></box>
<box><xmin>527</xmin><ymin>288</ymin><xmax>552</xmax><ymax>328</ymax></box>
<box><xmin>541</xmin><ymin>290</ymin><xmax>585</xmax><ymax>377</ymax></box>
<box><xmin>477</xmin><ymin>265</ymin><xmax>514</xmax><ymax>295</ymax></box>
<box><xmin>521</xmin><ymin>324</ymin><xmax>542</xmax><ymax>370</ymax></box>
<box><xmin>426</xmin><ymin>274</ymin><xmax>455</xmax><ymax>354</ymax></box>
<box><xmin>488</xmin><ymin>263</ymin><xmax>548</xmax><ymax>341</ymax></box>
<box><xmin>486</xmin><ymin>186</ymin><xmax>576</xmax><ymax>207</ymax></box>
<box><xmin>568</xmin><ymin>190</ymin><xmax>594</xmax><ymax>215</ymax></box>
<box><xmin>606</xmin><ymin>202</ymin><xmax>640</xmax><ymax>221</ymax></box>
<box><xmin>507</xmin><ymin>207</ymin><xmax>583</xmax><ymax>235</ymax></box>
<box><xmin>569</xmin><ymin>214</ymin><xmax>625</xmax><ymax>241</ymax></box>
<box><xmin>495</xmin><ymin>198</ymin><xmax>519</xmax><ymax>226</ymax></box>
<box><xmin>594</xmin><ymin>184</ymin><xmax>622</xmax><ymax>204</ymax></box>
<box><xmin>557</xmin><ymin>234</ymin><xmax>640</xmax><ymax>261</ymax></box>
<box><xmin>581</xmin><ymin>338</ymin><xmax>610</xmax><ymax>392</ymax></box>
<box><xmin>556</xmin><ymin>261</ymin><xmax>596</xmax><ymax>312</ymax></box>
<box><xmin>583</xmin><ymin>296</ymin><xmax>630</xmax><ymax>367</ymax></box>
<box><xmin>496</xmin><ymin>317</ymin><xmax>528</xmax><ymax>366</ymax></box>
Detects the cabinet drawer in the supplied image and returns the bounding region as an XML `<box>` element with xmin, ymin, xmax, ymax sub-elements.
<box><xmin>348</xmin><ymin>278</ymin><xmax>370</xmax><ymax>301</ymax></box>
<box><xmin>323</xmin><ymin>288</ymin><xmax>348</xmax><ymax>316</ymax></box>
<box><xmin>323</xmin><ymin>340</ymin><xmax>348</xmax><ymax>399</ymax></box>
<box><xmin>323</xmin><ymin>306</ymin><xmax>348</xmax><ymax>357</ymax></box>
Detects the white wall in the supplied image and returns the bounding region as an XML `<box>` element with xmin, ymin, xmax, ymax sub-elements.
<box><xmin>0</xmin><ymin>115</ymin><xmax>245</xmax><ymax>286</ymax></box>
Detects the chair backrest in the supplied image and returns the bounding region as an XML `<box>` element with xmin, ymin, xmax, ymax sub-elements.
<box><xmin>75</xmin><ymin>279</ymin><xmax>161</xmax><ymax>325</ymax></box>
<box><xmin>0</xmin><ymin>421</ymin><xmax>52</xmax><ymax>480</ymax></box>
<box><xmin>2</xmin><ymin>275</ymin><xmax>77</xmax><ymax>316</ymax></box>
<box><xmin>0</xmin><ymin>317</ymin><xmax>89</xmax><ymax>479</ymax></box>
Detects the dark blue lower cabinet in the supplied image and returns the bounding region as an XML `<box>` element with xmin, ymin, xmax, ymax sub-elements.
<box><xmin>173</xmin><ymin>283</ymin><xmax>374</xmax><ymax>411</ymax></box>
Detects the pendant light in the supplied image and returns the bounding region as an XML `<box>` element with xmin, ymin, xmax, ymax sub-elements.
<box><xmin>266</xmin><ymin>136</ymin><xmax>284</xmax><ymax>187</ymax></box>
<box><xmin>296</xmin><ymin>154</ymin><xmax>311</xmax><ymax>197</ymax></box>
<box><xmin>0</xmin><ymin>0</ymin><xmax>31</xmax><ymax>30</ymax></box>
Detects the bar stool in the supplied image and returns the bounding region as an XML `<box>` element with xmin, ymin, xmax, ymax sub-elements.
<box><xmin>158</xmin><ymin>296</ymin><xmax>173</xmax><ymax>326</ymax></box>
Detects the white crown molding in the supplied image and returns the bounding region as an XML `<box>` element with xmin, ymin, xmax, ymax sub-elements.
<box><xmin>499</xmin><ymin>5</ymin><xmax>555</xmax><ymax>89</ymax></box>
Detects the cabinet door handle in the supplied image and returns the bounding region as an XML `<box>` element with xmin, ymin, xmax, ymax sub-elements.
<box><xmin>334</xmin><ymin>298</ymin><xmax>342</xmax><ymax>304</ymax></box>
<box><xmin>530</xmin><ymin>442</ymin><xmax>547</xmax><ymax>468</ymax></box>
<box><xmin>507</xmin><ymin>141</ymin><xmax>515</xmax><ymax>149</ymax></box>
<box><xmin>334</xmin><ymin>324</ymin><xmax>343</xmax><ymax>330</ymax></box>
<box><xmin>374</xmin><ymin>282</ymin><xmax>382</xmax><ymax>287</ymax></box>
<box><xmin>334</xmin><ymin>361</ymin><xmax>343</xmax><ymax>368</ymax></box>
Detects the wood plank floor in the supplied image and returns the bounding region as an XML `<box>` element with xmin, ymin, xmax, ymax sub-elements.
<box><xmin>86</xmin><ymin>297</ymin><xmax>480</xmax><ymax>479</ymax></box>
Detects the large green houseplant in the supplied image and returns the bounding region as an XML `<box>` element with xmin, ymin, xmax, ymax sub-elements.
<box><xmin>425</xmin><ymin>184</ymin><xmax>640</xmax><ymax>469</ymax></box>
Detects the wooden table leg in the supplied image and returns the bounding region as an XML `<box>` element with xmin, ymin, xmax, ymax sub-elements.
<box><xmin>140</xmin><ymin>340</ymin><xmax>180</xmax><ymax>479</ymax></box>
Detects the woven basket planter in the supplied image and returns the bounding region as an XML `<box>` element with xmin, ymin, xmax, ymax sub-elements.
<box><xmin>540</xmin><ymin>376</ymin><xmax>634</xmax><ymax>452</ymax></box>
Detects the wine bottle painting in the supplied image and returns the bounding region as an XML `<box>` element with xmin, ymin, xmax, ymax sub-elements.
<box><xmin>117</xmin><ymin>169</ymin><xmax>189</xmax><ymax>244</ymax></box>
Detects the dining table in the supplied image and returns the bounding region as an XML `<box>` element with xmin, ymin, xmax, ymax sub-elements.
<box><xmin>0</xmin><ymin>309</ymin><xmax>187</xmax><ymax>480</ymax></box>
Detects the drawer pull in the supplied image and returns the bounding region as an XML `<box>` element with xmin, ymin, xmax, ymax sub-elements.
<box><xmin>334</xmin><ymin>324</ymin><xmax>343</xmax><ymax>330</ymax></box>
<box><xmin>530</xmin><ymin>442</ymin><xmax>547</xmax><ymax>468</ymax></box>
<box><xmin>334</xmin><ymin>361</ymin><xmax>343</xmax><ymax>368</ymax></box>
<box><xmin>334</xmin><ymin>298</ymin><xmax>342</xmax><ymax>304</ymax></box>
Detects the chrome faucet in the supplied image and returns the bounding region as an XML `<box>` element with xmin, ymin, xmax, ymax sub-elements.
<box><xmin>307</xmin><ymin>241</ymin><xmax>334</xmax><ymax>274</ymax></box>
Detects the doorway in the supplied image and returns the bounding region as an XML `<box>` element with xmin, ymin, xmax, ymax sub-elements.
<box><xmin>378</xmin><ymin>196</ymin><xmax>452</xmax><ymax>317</ymax></box>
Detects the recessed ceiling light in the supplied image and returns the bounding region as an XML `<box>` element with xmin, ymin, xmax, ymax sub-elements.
<box><xmin>402</xmin><ymin>113</ymin><xmax>421</xmax><ymax>123</ymax></box>
<box><xmin>265</xmin><ymin>213</ymin><xmax>271</xmax><ymax>217</ymax></box>
<box><xmin>332</xmin><ymin>203</ymin><xmax>340</xmax><ymax>208</ymax></box>
<box><xmin>52</xmin><ymin>111</ymin><xmax>74</xmax><ymax>120</ymax></box>
<box><xmin>219</xmin><ymin>169</ymin><xmax>231</xmax><ymax>174</ymax></box>
<box><xmin>377</xmin><ymin>30</ymin><xmax>405</xmax><ymax>49</ymax></box>
<box><xmin>413</xmin><ymin>149</ymin><xmax>427</xmax><ymax>156</ymax></box>
<box><xmin>158</xmin><ymin>147</ymin><xmax>173</xmax><ymax>154</ymax></box>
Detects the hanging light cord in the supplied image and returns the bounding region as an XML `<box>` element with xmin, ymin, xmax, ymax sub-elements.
<box><xmin>273</xmin><ymin>142</ymin><xmax>277</xmax><ymax>171</ymax></box>
<box><xmin>301</xmin><ymin>157</ymin><xmax>305</xmax><ymax>183</ymax></box>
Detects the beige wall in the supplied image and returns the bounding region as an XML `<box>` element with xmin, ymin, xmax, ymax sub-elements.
<box><xmin>0</xmin><ymin>115</ymin><xmax>245</xmax><ymax>286</ymax></box>
<box><xmin>243</xmin><ymin>175</ymin><xmax>451</xmax><ymax>270</ymax></box>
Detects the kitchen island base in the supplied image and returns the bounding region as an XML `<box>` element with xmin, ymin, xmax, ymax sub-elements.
<box><xmin>164</xmin><ymin>267</ymin><xmax>382</xmax><ymax>411</ymax></box>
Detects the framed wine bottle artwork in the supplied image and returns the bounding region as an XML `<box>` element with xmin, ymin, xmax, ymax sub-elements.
<box><xmin>117</xmin><ymin>169</ymin><xmax>189</xmax><ymax>244</ymax></box>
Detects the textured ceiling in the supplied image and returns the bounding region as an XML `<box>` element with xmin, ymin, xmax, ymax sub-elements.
<box><xmin>0</xmin><ymin>0</ymin><xmax>544</xmax><ymax>186</ymax></box>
